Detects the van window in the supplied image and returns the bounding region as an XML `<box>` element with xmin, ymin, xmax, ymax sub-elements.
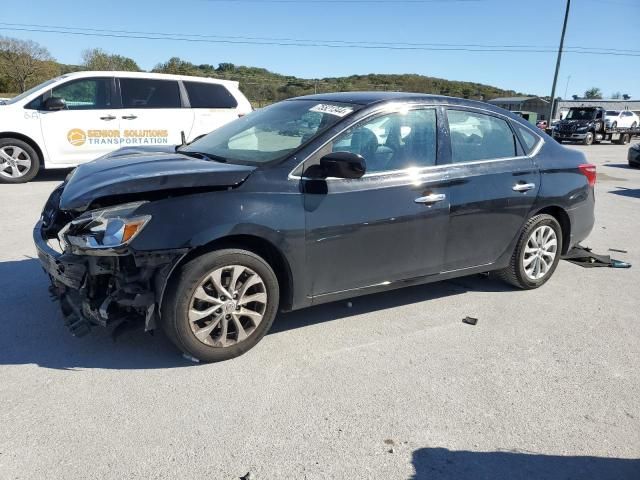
<box><xmin>447</xmin><ymin>110</ymin><xmax>516</xmax><ymax>163</ymax></box>
<box><xmin>120</xmin><ymin>78</ymin><xmax>181</xmax><ymax>109</ymax></box>
<box><xmin>37</xmin><ymin>78</ymin><xmax>112</xmax><ymax>110</ymax></box>
<box><xmin>184</xmin><ymin>82</ymin><xmax>238</xmax><ymax>109</ymax></box>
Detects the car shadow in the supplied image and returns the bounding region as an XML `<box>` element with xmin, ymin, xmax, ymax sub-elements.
<box><xmin>410</xmin><ymin>447</ymin><xmax>640</xmax><ymax>480</ymax></box>
<box><xmin>271</xmin><ymin>275</ymin><xmax>510</xmax><ymax>334</ymax></box>
<box><xmin>0</xmin><ymin>257</ymin><xmax>189</xmax><ymax>370</ymax></box>
<box><xmin>603</xmin><ymin>163</ymin><xmax>633</xmax><ymax>169</ymax></box>
<box><xmin>0</xmin><ymin>258</ymin><xmax>512</xmax><ymax>370</ymax></box>
<box><xmin>609</xmin><ymin>186</ymin><xmax>640</xmax><ymax>199</ymax></box>
<box><xmin>32</xmin><ymin>169</ymin><xmax>72</xmax><ymax>183</ymax></box>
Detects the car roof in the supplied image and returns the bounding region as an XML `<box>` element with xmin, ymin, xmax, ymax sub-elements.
<box><xmin>55</xmin><ymin>70</ymin><xmax>239</xmax><ymax>88</ymax></box>
<box><xmin>287</xmin><ymin>91</ymin><xmax>519</xmax><ymax>117</ymax></box>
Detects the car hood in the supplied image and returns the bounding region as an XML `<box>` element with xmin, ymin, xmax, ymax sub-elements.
<box><xmin>559</xmin><ymin>119</ymin><xmax>593</xmax><ymax>126</ymax></box>
<box><xmin>59</xmin><ymin>146</ymin><xmax>256</xmax><ymax>211</ymax></box>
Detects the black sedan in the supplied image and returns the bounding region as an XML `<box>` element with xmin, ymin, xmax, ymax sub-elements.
<box><xmin>629</xmin><ymin>142</ymin><xmax>640</xmax><ymax>168</ymax></box>
<box><xmin>34</xmin><ymin>92</ymin><xmax>596</xmax><ymax>362</ymax></box>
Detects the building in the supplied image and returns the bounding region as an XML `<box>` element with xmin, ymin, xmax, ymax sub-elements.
<box><xmin>486</xmin><ymin>96</ymin><xmax>550</xmax><ymax>120</ymax></box>
<box><xmin>554</xmin><ymin>99</ymin><xmax>640</xmax><ymax>120</ymax></box>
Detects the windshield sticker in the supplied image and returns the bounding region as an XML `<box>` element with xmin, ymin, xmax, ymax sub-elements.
<box><xmin>309</xmin><ymin>104</ymin><xmax>353</xmax><ymax>117</ymax></box>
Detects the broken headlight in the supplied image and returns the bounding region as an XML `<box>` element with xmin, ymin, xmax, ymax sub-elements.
<box><xmin>59</xmin><ymin>202</ymin><xmax>151</xmax><ymax>251</ymax></box>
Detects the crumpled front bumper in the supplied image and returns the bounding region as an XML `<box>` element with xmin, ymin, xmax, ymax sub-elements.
<box><xmin>33</xmin><ymin>219</ymin><xmax>186</xmax><ymax>336</ymax></box>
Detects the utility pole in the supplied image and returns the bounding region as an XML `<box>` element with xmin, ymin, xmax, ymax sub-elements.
<box><xmin>549</xmin><ymin>0</ymin><xmax>571</xmax><ymax>122</ymax></box>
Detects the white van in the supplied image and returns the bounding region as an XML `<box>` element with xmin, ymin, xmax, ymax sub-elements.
<box><xmin>0</xmin><ymin>71</ymin><xmax>252</xmax><ymax>183</ymax></box>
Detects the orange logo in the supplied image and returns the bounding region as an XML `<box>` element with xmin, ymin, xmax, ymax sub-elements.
<box><xmin>67</xmin><ymin>129</ymin><xmax>87</xmax><ymax>146</ymax></box>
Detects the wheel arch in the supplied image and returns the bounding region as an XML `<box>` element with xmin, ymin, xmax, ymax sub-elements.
<box><xmin>532</xmin><ymin>205</ymin><xmax>571</xmax><ymax>254</ymax></box>
<box><xmin>0</xmin><ymin>131</ymin><xmax>45</xmax><ymax>165</ymax></box>
<box><xmin>162</xmin><ymin>234</ymin><xmax>294</xmax><ymax>313</ymax></box>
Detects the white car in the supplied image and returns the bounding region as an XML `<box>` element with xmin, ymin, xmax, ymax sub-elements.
<box><xmin>604</xmin><ymin>110</ymin><xmax>639</xmax><ymax>129</ymax></box>
<box><xmin>0</xmin><ymin>71</ymin><xmax>252</xmax><ymax>183</ymax></box>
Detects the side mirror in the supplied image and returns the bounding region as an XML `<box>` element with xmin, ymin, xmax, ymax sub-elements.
<box><xmin>44</xmin><ymin>97</ymin><xmax>66</xmax><ymax>111</ymax></box>
<box><xmin>319</xmin><ymin>151</ymin><xmax>366</xmax><ymax>179</ymax></box>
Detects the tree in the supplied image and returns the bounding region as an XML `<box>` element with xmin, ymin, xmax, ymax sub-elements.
<box><xmin>81</xmin><ymin>48</ymin><xmax>139</xmax><ymax>71</ymax></box>
<box><xmin>0</xmin><ymin>36</ymin><xmax>55</xmax><ymax>92</ymax></box>
<box><xmin>152</xmin><ymin>57</ymin><xmax>200</xmax><ymax>76</ymax></box>
<box><xmin>611</xmin><ymin>91</ymin><xmax>622</xmax><ymax>99</ymax></box>
<box><xmin>584</xmin><ymin>87</ymin><xmax>602</xmax><ymax>99</ymax></box>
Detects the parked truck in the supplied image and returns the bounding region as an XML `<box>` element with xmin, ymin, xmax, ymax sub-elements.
<box><xmin>551</xmin><ymin>106</ymin><xmax>639</xmax><ymax>145</ymax></box>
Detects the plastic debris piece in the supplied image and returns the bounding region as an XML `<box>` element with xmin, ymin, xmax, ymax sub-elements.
<box><xmin>608</xmin><ymin>248</ymin><xmax>628</xmax><ymax>254</ymax></box>
<box><xmin>462</xmin><ymin>316</ymin><xmax>478</xmax><ymax>326</ymax></box>
<box><xmin>240</xmin><ymin>473</ymin><xmax>254</xmax><ymax>480</ymax></box>
<box><xmin>182</xmin><ymin>353</ymin><xmax>200</xmax><ymax>363</ymax></box>
<box><xmin>564</xmin><ymin>245</ymin><xmax>632</xmax><ymax>269</ymax></box>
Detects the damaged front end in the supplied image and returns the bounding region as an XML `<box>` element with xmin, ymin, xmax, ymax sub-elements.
<box><xmin>34</xmin><ymin>184</ymin><xmax>186</xmax><ymax>337</ymax></box>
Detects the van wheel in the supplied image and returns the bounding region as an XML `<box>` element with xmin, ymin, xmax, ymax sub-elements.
<box><xmin>161</xmin><ymin>249</ymin><xmax>279</xmax><ymax>363</ymax></box>
<box><xmin>0</xmin><ymin>138</ymin><xmax>40</xmax><ymax>183</ymax></box>
<box><xmin>582</xmin><ymin>132</ymin><xmax>594</xmax><ymax>145</ymax></box>
<box><xmin>496</xmin><ymin>214</ymin><xmax>563</xmax><ymax>290</ymax></box>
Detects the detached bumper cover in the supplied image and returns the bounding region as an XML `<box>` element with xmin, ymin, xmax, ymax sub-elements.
<box><xmin>33</xmin><ymin>220</ymin><xmax>186</xmax><ymax>335</ymax></box>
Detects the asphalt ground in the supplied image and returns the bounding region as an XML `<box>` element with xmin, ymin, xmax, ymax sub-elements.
<box><xmin>1</xmin><ymin>142</ymin><xmax>639</xmax><ymax>479</ymax></box>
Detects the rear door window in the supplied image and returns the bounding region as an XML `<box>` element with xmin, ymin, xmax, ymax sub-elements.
<box><xmin>184</xmin><ymin>82</ymin><xmax>238</xmax><ymax>109</ymax></box>
<box><xmin>447</xmin><ymin>110</ymin><xmax>517</xmax><ymax>163</ymax></box>
<box><xmin>120</xmin><ymin>78</ymin><xmax>181</xmax><ymax>109</ymax></box>
<box><xmin>513</xmin><ymin>123</ymin><xmax>540</xmax><ymax>154</ymax></box>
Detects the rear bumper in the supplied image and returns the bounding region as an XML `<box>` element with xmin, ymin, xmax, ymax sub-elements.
<box><xmin>566</xmin><ymin>189</ymin><xmax>596</xmax><ymax>252</ymax></box>
<box><xmin>33</xmin><ymin>220</ymin><xmax>186</xmax><ymax>335</ymax></box>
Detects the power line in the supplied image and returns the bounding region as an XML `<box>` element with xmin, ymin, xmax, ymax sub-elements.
<box><xmin>1</xmin><ymin>24</ymin><xmax>639</xmax><ymax>57</ymax></box>
<box><xmin>4</xmin><ymin>21</ymin><xmax>640</xmax><ymax>54</ymax></box>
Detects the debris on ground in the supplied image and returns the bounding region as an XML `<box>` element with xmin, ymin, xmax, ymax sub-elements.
<box><xmin>608</xmin><ymin>248</ymin><xmax>628</xmax><ymax>254</ymax></box>
<box><xmin>240</xmin><ymin>472</ymin><xmax>254</xmax><ymax>480</ymax></box>
<box><xmin>462</xmin><ymin>316</ymin><xmax>478</xmax><ymax>326</ymax></box>
<box><xmin>388</xmin><ymin>447</ymin><xmax>395</xmax><ymax>454</ymax></box>
<box><xmin>564</xmin><ymin>245</ymin><xmax>632</xmax><ymax>269</ymax></box>
<box><xmin>182</xmin><ymin>353</ymin><xmax>200</xmax><ymax>363</ymax></box>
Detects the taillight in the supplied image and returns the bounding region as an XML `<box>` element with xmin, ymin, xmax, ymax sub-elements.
<box><xmin>579</xmin><ymin>164</ymin><xmax>596</xmax><ymax>186</ymax></box>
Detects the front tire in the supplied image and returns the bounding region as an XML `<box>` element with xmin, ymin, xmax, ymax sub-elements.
<box><xmin>0</xmin><ymin>138</ymin><xmax>40</xmax><ymax>183</ymax></box>
<box><xmin>496</xmin><ymin>214</ymin><xmax>563</xmax><ymax>290</ymax></box>
<box><xmin>161</xmin><ymin>249</ymin><xmax>279</xmax><ymax>363</ymax></box>
<box><xmin>582</xmin><ymin>132</ymin><xmax>594</xmax><ymax>145</ymax></box>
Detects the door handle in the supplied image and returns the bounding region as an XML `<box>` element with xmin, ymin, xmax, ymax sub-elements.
<box><xmin>512</xmin><ymin>182</ymin><xmax>536</xmax><ymax>192</ymax></box>
<box><xmin>100</xmin><ymin>115</ymin><xmax>116</xmax><ymax>121</ymax></box>
<box><xmin>122</xmin><ymin>115</ymin><xmax>138</xmax><ymax>120</ymax></box>
<box><xmin>415</xmin><ymin>193</ymin><xmax>446</xmax><ymax>204</ymax></box>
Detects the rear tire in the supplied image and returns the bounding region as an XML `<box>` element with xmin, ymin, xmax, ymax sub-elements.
<box><xmin>161</xmin><ymin>249</ymin><xmax>279</xmax><ymax>363</ymax></box>
<box><xmin>495</xmin><ymin>214</ymin><xmax>563</xmax><ymax>290</ymax></box>
<box><xmin>0</xmin><ymin>138</ymin><xmax>40</xmax><ymax>183</ymax></box>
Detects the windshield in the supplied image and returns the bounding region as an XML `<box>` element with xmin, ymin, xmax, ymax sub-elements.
<box><xmin>180</xmin><ymin>100</ymin><xmax>359</xmax><ymax>165</ymax></box>
<box><xmin>606</xmin><ymin>111</ymin><xmax>619</xmax><ymax>116</ymax></box>
<box><xmin>3</xmin><ymin>77</ymin><xmax>61</xmax><ymax>105</ymax></box>
<box><xmin>565</xmin><ymin>108</ymin><xmax>597</xmax><ymax>120</ymax></box>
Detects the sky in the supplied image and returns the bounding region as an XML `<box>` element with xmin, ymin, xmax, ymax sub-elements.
<box><xmin>2</xmin><ymin>0</ymin><xmax>639</xmax><ymax>98</ymax></box>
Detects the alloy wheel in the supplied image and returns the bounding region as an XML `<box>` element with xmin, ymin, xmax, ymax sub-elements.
<box><xmin>523</xmin><ymin>225</ymin><xmax>558</xmax><ymax>281</ymax></box>
<box><xmin>188</xmin><ymin>265</ymin><xmax>268</xmax><ymax>348</ymax></box>
<box><xmin>0</xmin><ymin>145</ymin><xmax>32</xmax><ymax>179</ymax></box>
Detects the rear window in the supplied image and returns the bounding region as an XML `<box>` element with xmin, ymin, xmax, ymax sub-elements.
<box><xmin>184</xmin><ymin>81</ymin><xmax>238</xmax><ymax>109</ymax></box>
<box><xmin>513</xmin><ymin>123</ymin><xmax>540</xmax><ymax>154</ymax></box>
<box><xmin>606</xmin><ymin>111</ymin><xmax>619</xmax><ymax>115</ymax></box>
<box><xmin>120</xmin><ymin>78</ymin><xmax>181</xmax><ymax>109</ymax></box>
